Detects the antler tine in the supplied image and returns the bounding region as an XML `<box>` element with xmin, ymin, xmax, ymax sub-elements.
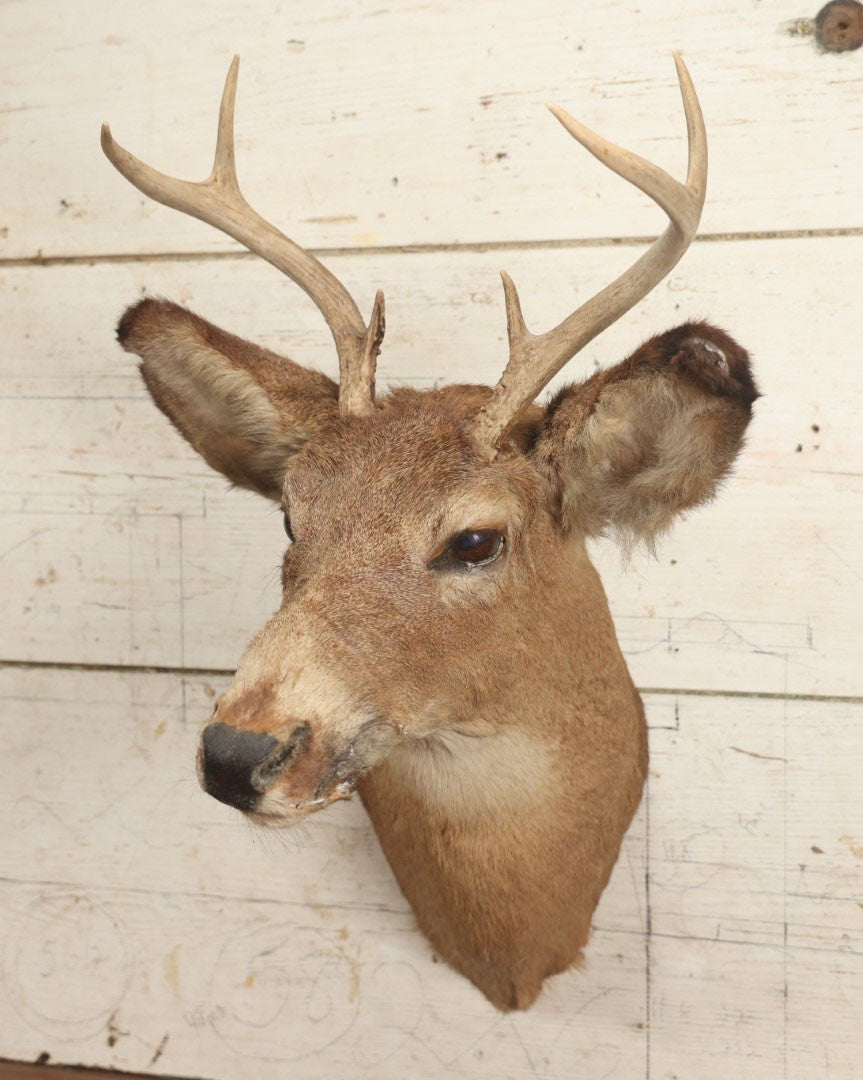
<box><xmin>471</xmin><ymin>53</ymin><xmax>707</xmax><ymax>452</ymax></box>
<box><xmin>101</xmin><ymin>55</ymin><xmax>383</xmax><ymax>416</ymax></box>
<box><xmin>210</xmin><ymin>54</ymin><xmax>240</xmax><ymax>190</ymax></box>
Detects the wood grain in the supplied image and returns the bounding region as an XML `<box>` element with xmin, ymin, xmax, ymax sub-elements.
<box><xmin>2</xmin><ymin>1</ymin><xmax>863</xmax><ymax>260</ymax></box>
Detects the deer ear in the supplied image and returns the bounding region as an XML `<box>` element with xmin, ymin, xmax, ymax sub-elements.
<box><xmin>117</xmin><ymin>298</ymin><xmax>339</xmax><ymax>500</ymax></box>
<box><xmin>533</xmin><ymin>322</ymin><xmax>759</xmax><ymax>545</ymax></box>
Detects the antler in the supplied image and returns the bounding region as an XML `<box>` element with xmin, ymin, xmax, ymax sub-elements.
<box><xmin>101</xmin><ymin>56</ymin><xmax>384</xmax><ymax>416</ymax></box>
<box><xmin>470</xmin><ymin>53</ymin><xmax>707</xmax><ymax>452</ymax></box>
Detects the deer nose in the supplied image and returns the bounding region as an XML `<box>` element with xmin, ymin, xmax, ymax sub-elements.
<box><xmin>200</xmin><ymin>723</ymin><xmax>280</xmax><ymax>811</ymax></box>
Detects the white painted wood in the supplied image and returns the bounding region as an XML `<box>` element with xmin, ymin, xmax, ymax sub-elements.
<box><xmin>0</xmin><ymin>667</ymin><xmax>859</xmax><ymax>1078</ymax></box>
<box><xmin>2</xmin><ymin>0</ymin><xmax>862</xmax><ymax>260</ymax></box>
<box><xmin>2</xmin><ymin>236</ymin><xmax>861</xmax><ymax>694</ymax></box>
<box><xmin>645</xmin><ymin>693</ymin><xmax>863</xmax><ymax>1080</ymax></box>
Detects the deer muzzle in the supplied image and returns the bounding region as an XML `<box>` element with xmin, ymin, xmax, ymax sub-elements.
<box><xmin>196</xmin><ymin>610</ymin><xmax>404</xmax><ymax>821</ymax></box>
<box><xmin>198</xmin><ymin>721</ymin><xmax>311</xmax><ymax>812</ymax></box>
<box><xmin>197</xmin><ymin>705</ymin><xmax>398</xmax><ymax>824</ymax></box>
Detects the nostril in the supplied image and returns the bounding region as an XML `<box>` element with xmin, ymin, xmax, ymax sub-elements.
<box><xmin>200</xmin><ymin>723</ymin><xmax>279</xmax><ymax>811</ymax></box>
<box><xmin>253</xmin><ymin>723</ymin><xmax>310</xmax><ymax>787</ymax></box>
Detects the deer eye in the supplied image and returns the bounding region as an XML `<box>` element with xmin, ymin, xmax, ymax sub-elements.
<box><xmin>449</xmin><ymin>529</ymin><xmax>506</xmax><ymax>568</ymax></box>
<box><xmin>283</xmin><ymin>513</ymin><xmax>295</xmax><ymax>543</ymax></box>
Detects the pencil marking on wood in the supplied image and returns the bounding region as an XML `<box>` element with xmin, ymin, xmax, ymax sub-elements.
<box><xmin>1</xmin><ymin>893</ymin><xmax>132</xmax><ymax>1041</ymax></box>
<box><xmin>728</xmin><ymin>746</ymin><xmax>788</xmax><ymax>763</ymax></box>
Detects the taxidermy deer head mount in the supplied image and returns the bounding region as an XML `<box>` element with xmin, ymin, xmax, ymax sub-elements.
<box><xmin>102</xmin><ymin>55</ymin><xmax>757</xmax><ymax>1011</ymax></box>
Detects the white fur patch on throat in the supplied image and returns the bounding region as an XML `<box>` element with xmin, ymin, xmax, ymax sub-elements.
<box><xmin>389</xmin><ymin>727</ymin><xmax>550</xmax><ymax>819</ymax></box>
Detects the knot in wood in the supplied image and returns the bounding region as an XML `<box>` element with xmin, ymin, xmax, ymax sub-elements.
<box><xmin>815</xmin><ymin>0</ymin><xmax>863</xmax><ymax>51</ymax></box>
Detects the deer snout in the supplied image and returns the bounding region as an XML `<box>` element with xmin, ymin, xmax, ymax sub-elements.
<box><xmin>199</xmin><ymin>722</ymin><xmax>308</xmax><ymax>811</ymax></box>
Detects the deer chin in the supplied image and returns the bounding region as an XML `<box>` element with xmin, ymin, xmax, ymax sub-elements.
<box><xmin>246</xmin><ymin>777</ymin><xmax>359</xmax><ymax>828</ymax></box>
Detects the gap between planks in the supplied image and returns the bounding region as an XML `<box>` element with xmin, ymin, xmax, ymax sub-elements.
<box><xmin>1</xmin><ymin>657</ymin><xmax>861</xmax><ymax>706</ymax></box>
<box><xmin>2</xmin><ymin>226</ymin><xmax>863</xmax><ymax>269</ymax></box>
<box><xmin>0</xmin><ymin>1058</ymin><xmax>186</xmax><ymax>1080</ymax></box>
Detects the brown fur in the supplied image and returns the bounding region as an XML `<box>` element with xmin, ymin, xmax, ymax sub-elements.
<box><xmin>117</xmin><ymin>298</ymin><xmax>755</xmax><ymax>1010</ymax></box>
<box><xmin>537</xmin><ymin>322</ymin><xmax>759</xmax><ymax>545</ymax></box>
<box><xmin>118</xmin><ymin>298</ymin><xmax>339</xmax><ymax>498</ymax></box>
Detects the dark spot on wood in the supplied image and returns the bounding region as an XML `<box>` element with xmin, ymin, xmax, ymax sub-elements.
<box><xmin>795</xmin><ymin>444</ymin><xmax>803</xmax><ymax>452</ymax></box>
<box><xmin>149</xmin><ymin>1033</ymin><xmax>170</xmax><ymax>1067</ymax></box>
<box><xmin>815</xmin><ymin>1</ymin><xmax>863</xmax><ymax>51</ymax></box>
<box><xmin>811</xmin><ymin>844</ymin><xmax>824</xmax><ymax>853</ymax></box>
<box><xmin>35</xmin><ymin>1052</ymin><xmax>51</xmax><ymax>1065</ymax></box>
<box><xmin>811</xmin><ymin>423</ymin><xmax>820</xmax><ymax>432</ymax></box>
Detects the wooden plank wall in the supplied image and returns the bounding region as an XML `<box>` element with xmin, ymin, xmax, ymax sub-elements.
<box><xmin>1</xmin><ymin>2</ymin><xmax>861</xmax><ymax>1077</ymax></box>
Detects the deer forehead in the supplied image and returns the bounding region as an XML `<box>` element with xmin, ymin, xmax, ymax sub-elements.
<box><xmin>281</xmin><ymin>395</ymin><xmax>544</xmax><ymax>538</ymax></box>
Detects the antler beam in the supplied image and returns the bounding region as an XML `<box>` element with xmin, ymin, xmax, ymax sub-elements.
<box><xmin>101</xmin><ymin>56</ymin><xmax>384</xmax><ymax>416</ymax></box>
<box><xmin>470</xmin><ymin>53</ymin><xmax>707</xmax><ymax>452</ymax></box>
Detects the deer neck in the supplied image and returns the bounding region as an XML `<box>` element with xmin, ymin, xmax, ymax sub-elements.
<box><xmin>356</xmin><ymin>544</ymin><xmax>646</xmax><ymax>1010</ymax></box>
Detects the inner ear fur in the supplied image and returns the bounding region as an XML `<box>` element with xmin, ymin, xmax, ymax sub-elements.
<box><xmin>533</xmin><ymin>321</ymin><xmax>759</xmax><ymax>545</ymax></box>
<box><xmin>117</xmin><ymin>298</ymin><xmax>339</xmax><ymax>500</ymax></box>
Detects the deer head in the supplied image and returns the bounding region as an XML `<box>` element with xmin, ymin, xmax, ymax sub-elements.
<box><xmin>102</xmin><ymin>56</ymin><xmax>757</xmax><ymax>1009</ymax></box>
